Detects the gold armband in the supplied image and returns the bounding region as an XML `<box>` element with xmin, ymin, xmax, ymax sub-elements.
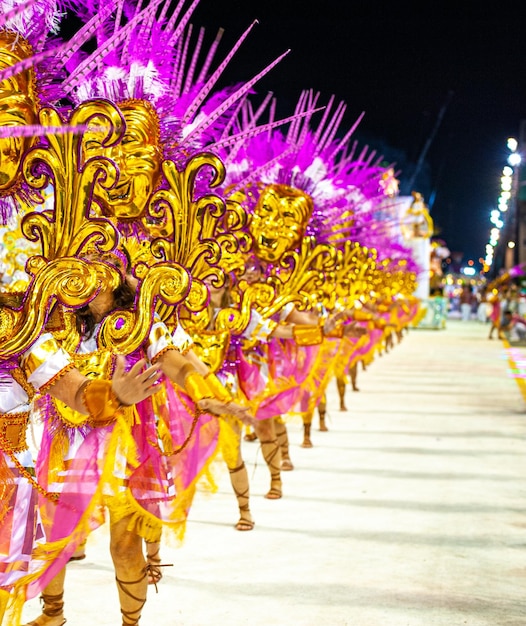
<box><xmin>205</xmin><ymin>372</ymin><xmax>233</xmax><ymax>402</ymax></box>
<box><xmin>183</xmin><ymin>371</ymin><xmax>214</xmax><ymax>404</ymax></box>
<box><xmin>292</xmin><ymin>324</ymin><xmax>324</xmax><ymax>346</ymax></box>
<box><xmin>82</xmin><ymin>379</ymin><xmax>122</xmax><ymax>427</ymax></box>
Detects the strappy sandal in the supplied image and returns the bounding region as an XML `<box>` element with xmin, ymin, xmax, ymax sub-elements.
<box><xmin>235</xmin><ymin>517</ymin><xmax>255</xmax><ymax>531</ymax></box>
<box><xmin>24</xmin><ymin>592</ymin><xmax>66</xmax><ymax>626</ymax></box>
<box><xmin>24</xmin><ymin>617</ymin><xmax>66</xmax><ymax>626</ymax></box>
<box><xmin>116</xmin><ymin>573</ymin><xmax>147</xmax><ymax>626</ymax></box>
<box><xmin>229</xmin><ymin>462</ymin><xmax>255</xmax><ymax>531</ymax></box>
<box><xmin>264</xmin><ymin>486</ymin><xmax>282</xmax><ymax>500</ymax></box>
<box><xmin>260</xmin><ymin>439</ymin><xmax>283</xmax><ymax>498</ymax></box>
<box><xmin>144</xmin><ymin>545</ymin><xmax>173</xmax><ymax>591</ymax></box>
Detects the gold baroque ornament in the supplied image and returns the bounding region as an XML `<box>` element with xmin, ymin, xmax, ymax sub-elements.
<box><xmin>401</xmin><ymin>191</ymin><xmax>433</xmax><ymax>240</ymax></box>
<box><xmin>214</xmin><ymin>282</ymin><xmax>275</xmax><ymax>338</ymax></box>
<box><xmin>258</xmin><ymin>236</ymin><xmax>338</xmax><ymax>320</ymax></box>
<box><xmin>0</xmin><ymin>31</ymin><xmax>38</xmax><ymax>197</ymax></box>
<box><xmin>190</xmin><ymin>330</ymin><xmax>231</xmax><ymax>374</ymax></box>
<box><xmin>0</xmin><ymin>100</ymin><xmax>126</xmax><ymax>358</ymax></box>
<box><xmin>249</xmin><ymin>184</ymin><xmax>314</xmax><ymax>264</ymax></box>
<box><xmin>0</xmin><ymin>258</ymin><xmax>101</xmax><ymax>359</ymax></box>
<box><xmin>84</xmin><ymin>99</ymin><xmax>163</xmax><ymax>221</ymax></box>
<box><xmin>215</xmin><ymin>197</ymin><xmax>252</xmax><ymax>276</ymax></box>
<box><xmin>337</xmin><ymin>242</ymin><xmax>377</xmax><ymax>310</ymax></box>
<box><xmin>21</xmin><ymin>99</ymin><xmax>124</xmax><ymax>261</ymax></box>
<box><xmin>97</xmin><ymin>261</ymin><xmax>190</xmax><ymax>353</ymax></box>
<box><xmin>145</xmin><ymin>152</ymin><xmax>247</xmax><ymax>321</ymax></box>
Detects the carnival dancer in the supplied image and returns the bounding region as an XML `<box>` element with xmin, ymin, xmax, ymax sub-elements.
<box><xmin>237</xmin><ymin>254</ymin><xmax>354</xmax><ymax>455</ymax></box>
<box><xmin>0</xmin><ymin>288</ymin><xmax>162</xmax><ymax>626</ymax></box>
<box><xmin>27</xmin><ymin>247</ymin><xmax>253</xmax><ymax>626</ymax></box>
<box><xmin>189</xmin><ymin>271</ymin><xmax>304</xmax><ymax>527</ymax></box>
<box><xmin>0</xmin><ymin>3</ymin><xmax>169</xmax><ymax>623</ymax></box>
<box><xmin>24</xmin><ymin>1</ymin><xmax>287</xmax><ymax>619</ymax></box>
<box><xmin>488</xmin><ymin>288</ymin><xmax>504</xmax><ymax>339</ymax></box>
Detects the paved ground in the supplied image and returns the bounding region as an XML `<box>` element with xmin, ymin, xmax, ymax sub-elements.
<box><xmin>22</xmin><ymin>319</ymin><xmax>526</xmax><ymax>626</ymax></box>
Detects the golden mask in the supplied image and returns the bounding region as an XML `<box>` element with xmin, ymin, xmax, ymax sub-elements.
<box><xmin>0</xmin><ymin>31</ymin><xmax>38</xmax><ymax>194</ymax></box>
<box><xmin>83</xmin><ymin>99</ymin><xmax>162</xmax><ymax>219</ymax></box>
<box><xmin>249</xmin><ymin>184</ymin><xmax>313</xmax><ymax>263</ymax></box>
<box><xmin>190</xmin><ymin>330</ymin><xmax>230</xmax><ymax>373</ymax></box>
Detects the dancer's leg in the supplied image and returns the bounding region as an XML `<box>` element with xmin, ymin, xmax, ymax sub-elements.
<box><xmin>336</xmin><ymin>375</ymin><xmax>347</xmax><ymax>410</ymax></box>
<box><xmin>224</xmin><ymin>419</ymin><xmax>254</xmax><ymax>530</ymax></box>
<box><xmin>109</xmin><ymin>513</ymin><xmax>148</xmax><ymax>626</ymax></box>
<box><xmin>23</xmin><ymin>568</ymin><xmax>66</xmax><ymax>626</ymax></box>
<box><xmin>350</xmin><ymin>362</ymin><xmax>359</xmax><ymax>392</ymax></box>
<box><xmin>254</xmin><ymin>419</ymin><xmax>282</xmax><ymax>498</ymax></box>
<box><xmin>273</xmin><ymin>416</ymin><xmax>293</xmax><ymax>470</ymax></box>
<box><xmin>318</xmin><ymin>394</ymin><xmax>328</xmax><ymax>431</ymax></box>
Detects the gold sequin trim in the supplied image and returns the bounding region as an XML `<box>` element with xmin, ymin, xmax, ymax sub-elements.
<box><xmin>150</xmin><ymin>346</ymin><xmax>177</xmax><ymax>364</ymax></box>
<box><xmin>10</xmin><ymin>367</ymin><xmax>35</xmax><ymax>401</ymax></box>
<box><xmin>38</xmin><ymin>362</ymin><xmax>76</xmax><ymax>394</ymax></box>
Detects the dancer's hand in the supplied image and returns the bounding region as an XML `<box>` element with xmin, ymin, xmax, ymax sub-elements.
<box><xmin>197</xmin><ymin>398</ymin><xmax>255</xmax><ymax>426</ymax></box>
<box><xmin>323</xmin><ymin>311</ymin><xmax>347</xmax><ymax>334</ymax></box>
<box><xmin>343</xmin><ymin>323</ymin><xmax>368</xmax><ymax>338</ymax></box>
<box><xmin>227</xmin><ymin>403</ymin><xmax>256</xmax><ymax>427</ymax></box>
<box><xmin>112</xmin><ymin>356</ymin><xmax>162</xmax><ymax>405</ymax></box>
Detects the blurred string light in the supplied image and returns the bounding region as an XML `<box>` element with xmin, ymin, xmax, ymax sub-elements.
<box><xmin>483</xmin><ymin>137</ymin><xmax>521</xmax><ymax>270</ymax></box>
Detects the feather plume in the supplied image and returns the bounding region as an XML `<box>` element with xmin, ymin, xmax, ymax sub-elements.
<box><xmin>63</xmin><ymin>0</ymin><xmax>163</xmax><ymax>94</ymax></box>
<box><xmin>0</xmin><ymin>122</ymin><xmax>103</xmax><ymax>138</ymax></box>
<box><xmin>54</xmin><ymin>0</ymin><xmax>119</xmax><ymax>70</ymax></box>
<box><xmin>182</xmin><ymin>24</ymin><xmax>203</xmax><ymax>94</ymax></box>
<box><xmin>166</xmin><ymin>0</ymin><xmax>201</xmax><ymax>46</ymax></box>
<box><xmin>181</xmin><ymin>20</ymin><xmax>259</xmax><ymax>125</ymax></box>
<box><xmin>0</xmin><ymin>0</ymin><xmax>36</xmax><ymax>31</ymax></box>
<box><xmin>196</xmin><ymin>26</ymin><xmax>223</xmax><ymax>84</ymax></box>
<box><xmin>182</xmin><ymin>49</ymin><xmax>290</xmax><ymax>145</ymax></box>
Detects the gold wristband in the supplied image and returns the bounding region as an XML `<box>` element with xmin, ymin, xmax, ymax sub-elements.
<box><xmin>205</xmin><ymin>372</ymin><xmax>233</xmax><ymax>402</ymax></box>
<box><xmin>292</xmin><ymin>324</ymin><xmax>324</xmax><ymax>346</ymax></box>
<box><xmin>82</xmin><ymin>379</ymin><xmax>122</xmax><ymax>427</ymax></box>
<box><xmin>184</xmin><ymin>371</ymin><xmax>214</xmax><ymax>404</ymax></box>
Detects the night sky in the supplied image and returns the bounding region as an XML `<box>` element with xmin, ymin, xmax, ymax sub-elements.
<box><xmin>184</xmin><ymin>1</ymin><xmax>526</xmax><ymax>271</ymax></box>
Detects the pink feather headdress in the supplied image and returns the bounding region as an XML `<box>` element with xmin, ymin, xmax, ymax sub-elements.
<box><xmin>64</xmin><ymin>0</ymin><xmax>290</xmax><ymax>169</ymax></box>
<box><xmin>218</xmin><ymin>90</ymin><xmax>392</xmax><ymax>246</ymax></box>
<box><xmin>213</xmin><ymin>88</ymin><xmax>424</xmax><ymax>275</ymax></box>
